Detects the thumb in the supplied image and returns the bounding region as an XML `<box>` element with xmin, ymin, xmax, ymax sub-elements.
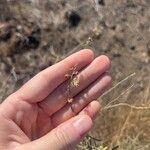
<box><xmin>20</xmin><ymin>115</ymin><xmax>93</xmax><ymax>150</ymax></box>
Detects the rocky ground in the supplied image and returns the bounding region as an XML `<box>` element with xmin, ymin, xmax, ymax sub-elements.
<box><xmin>0</xmin><ymin>0</ymin><xmax>150</xmax><ymax>149</ymax></box>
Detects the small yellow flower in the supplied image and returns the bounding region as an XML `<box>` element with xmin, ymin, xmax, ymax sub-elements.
<box><xmin>71</xmin><ymin>76</ymin><xmax>80</xmax><ymax>87</ymax></box>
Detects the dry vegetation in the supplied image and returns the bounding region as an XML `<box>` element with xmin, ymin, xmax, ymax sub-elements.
<box><xmin>0</xmin><ymin>0</ymin><xmax>150</xmax><ymax>149</ymax></box>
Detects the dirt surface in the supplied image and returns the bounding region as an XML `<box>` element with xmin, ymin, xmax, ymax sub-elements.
<box><xmin>0</xmin><ymin>0</ymin><xmax>150</xmax><ymax>149</ymax></box>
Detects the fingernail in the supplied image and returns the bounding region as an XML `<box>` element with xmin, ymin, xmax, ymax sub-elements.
<box><xmin>73</xmin><ymin>115</ymin><xmax>92</xmax><ymax>137</ymax></box>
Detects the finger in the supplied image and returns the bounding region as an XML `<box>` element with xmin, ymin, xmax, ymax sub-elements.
<box><xmin>79</xmin><ymin>101</ymin><xmax>101</xmax><ymax>120</ymax></box>
<box><xmin>36</xmin><ymin>101</ymin><xmax>100</xmax><ymax>139</ymax></box>
<box><xmin>17</xmin><ymin>115</ymin><xmax>92</xmax><ymax>150</ymax></box>
<box><xmin>52</xmin><ymin>73</ymin><xmax>112</xmax><ymax>126</ymax></box>
<box><xmin>39</xmin><ymin>55</ymin><xmax>110</xmax><ymax>116</ymax></box>
<box><xmin>13</xmin><ymin>49</ymin><xmax>94</xmax><ymax>103</ymax></box>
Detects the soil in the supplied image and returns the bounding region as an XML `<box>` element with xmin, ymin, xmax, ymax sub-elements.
<box><xmin>0</xmin><ymin>0</ymin><xmax>150</xmax><ymax>149</ymax></box>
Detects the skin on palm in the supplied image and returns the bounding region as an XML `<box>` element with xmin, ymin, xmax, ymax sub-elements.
<box><xmin>0</xmin><ymin>50</ymin><xmax>111</xmax><ymax>149</ymax></box>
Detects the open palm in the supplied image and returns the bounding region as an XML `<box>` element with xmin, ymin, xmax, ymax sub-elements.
<box><xmin>0</xmin><ymin>50</ymin><xmax>111</xmax><ymax>150</ymax></box>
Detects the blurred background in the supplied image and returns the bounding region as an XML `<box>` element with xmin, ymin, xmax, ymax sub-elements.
<box><xmin>0</xmin><ymin>0</ymin><xmax>150</xmax><ymax>149</ymax></box>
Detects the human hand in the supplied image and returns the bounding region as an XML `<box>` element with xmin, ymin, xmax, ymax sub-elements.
<box><xmin>0</xmin><ymin>50</ymin><xmax>111</xmax><ymax>150</ymax></box>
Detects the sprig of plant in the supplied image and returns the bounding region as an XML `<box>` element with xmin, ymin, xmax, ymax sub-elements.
<box><xmin>78</xmin><ymin>135</ymin><xmax>109</xmax><ymax>150</ymax></box>
<box><xmin>65</xmin><ymin>64</ymin><xmax>80</xmax><ymax>103</ymax></box>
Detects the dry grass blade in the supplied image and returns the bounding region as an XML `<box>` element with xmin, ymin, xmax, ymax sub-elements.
<box><xmin>103</xmin><ymin>84</ymin><xmax>135</xmax><ymax>108</ymax></box>
<box><xmin>103</xmin><ymin>103</ymin><xmax>150</xmax><ymax>110</ymax></box>
<box><xmin>102</xmin><ymin>73</ymin><xmax>136</xmax><ymax>97</ymax></box>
